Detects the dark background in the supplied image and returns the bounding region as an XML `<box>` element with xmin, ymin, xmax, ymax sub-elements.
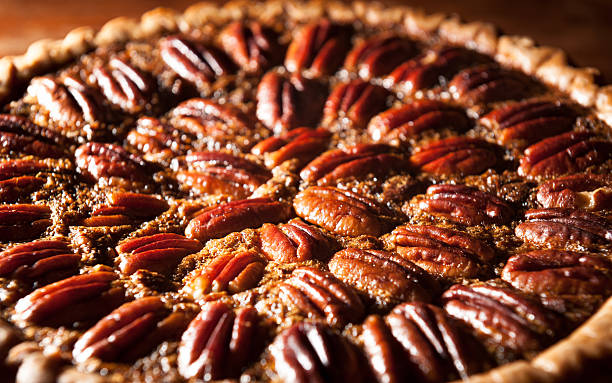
<box><xmin>1</xmin><ymin>0</ymin><xmax>611</xmax><ymax>82</ymax></box>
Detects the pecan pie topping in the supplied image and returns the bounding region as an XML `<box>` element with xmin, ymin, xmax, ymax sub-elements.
<box><xmin>1</xmin><ymin>3</ymin><xmax>612</xmax><ymax>382</ymax></box>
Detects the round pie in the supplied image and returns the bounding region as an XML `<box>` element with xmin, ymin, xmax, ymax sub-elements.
<box><xmin>1</xmin><ymin>1</ymin><xmax>612</xmax><ymax>382</ymax></box>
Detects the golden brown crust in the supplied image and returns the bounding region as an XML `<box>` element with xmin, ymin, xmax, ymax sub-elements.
<box><xmin>1</xmin><ymin>2</ymin><xmax>611</xmax><ymax>381</ymax></box>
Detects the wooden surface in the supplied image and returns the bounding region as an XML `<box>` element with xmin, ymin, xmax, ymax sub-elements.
<box><xmin>0</xmin><ymin>0</ymin><xmax>611</xmax><ymax>82</ymax></box>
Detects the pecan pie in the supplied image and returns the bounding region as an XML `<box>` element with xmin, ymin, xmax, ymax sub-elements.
<box><xmin>1</xmin><ymin>1</ymin><xmax>612</xmax><ymax>382</ymax></box>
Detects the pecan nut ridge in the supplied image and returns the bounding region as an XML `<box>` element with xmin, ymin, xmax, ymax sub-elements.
<box><xmin>0</xmin><ymin>114</ymin><xmax>66</xmax><ymax>158</ymax></box>
<box><xmin>409</xmin><ymin>136</ymin><xmax>499</xmax><ymax>176</ymax></box>
<box><xmin>518</xmin><ymin>131</ymin><xmax>612</xmax><ymax>178</ymax></box>
<box><xmin>418</xmin><ymin>184</ymin><xmax>513</xmax><ymax>226</ymax></box>
<box><xmin>328</xmin><ymin>248</ymin><xmax>435</xmax><ymax>309</ymax></box>
<box><xmin>293</xmin><ymin>186</ymin><xmax>401</xmax><ymax>237</ymax></box>
<box><xmin>74</xmin><ymin>142</ymin><xmax>152</xmax><ymax>183</ymax></box>
<box><xmin>515</xmin><ymin>208</ymin><xmax>612</xmax><ymax>248</ymax></box>
<box><xmin>449</xmin><ymin>64</ymin><xmax>535</xmax><ymax>104</ymax></box>
<box><xmin>285</xmin><ymin>19</ymin><xmax>352</xmax><ymax>77</ymax></box>
<box><xmin>387</xmin><ymin>224</ymin><xmax>495</xmax><ymax>279</ymax></box>
<box><xmin>220</xmin><ymin>21</ymin><xmax>283</xmax><ymax>73</ymax></box>
<box><xmin>13</xmin><ymin>271</ymin><xmax>123</xmax><ymax>327</ymax></box>
<box><xmin>300</xmin><ymin>144</ymin><xmax>408</xmax><ymax>186</ymax></box>
<box><xmin>92</xmin><ymin>57</ymin><xmax>154</xmax><ymax>113</ymax></box>
<box><xmin>367</xmin><ymin>100</ymin><xmax>470</xmax><ymax>144</ymax></box>
<box><xmin>185</xmin><ymin>197</ymin><xmax>293</xmax><ymax>243</ymax></box>
<box><xmin>73</xmin><ymin>296</ymin><xmax>190</xmax><ymax>363</ymax></box>
<box><xmin>442</xmin><ymin>284</ymin><xmax>560</xmax><ymax>357</ymax></box>
<box><xmin>178</xmin><ymin>302</ymin><xmax>263</xmax><ymax>380</ymax></box>
<box><xmin>256</xmin><ymin>71</ymin><xmax>327</xmax><ymax>134</ymax></box>
<box><xmin>279</xmin><ymin>266</ymin><xmax>364</xmax><ymax>327</ymax></box>
<box><xmin>270</xmin><ymin>322</ymin><xmax>365</xmax><ymax>383</ymax></box>
<box><xmin>322</xmin><ymin>80</ymin><xmax>390</xmax><ymax>128</ymax></box>
<box><xmin>0</xmin><ymin>158</ymin><xmax>72</xmax><ymax>202</ymax></box>
<box><xmin>481</xmin><ymin>100</ymin><xmax>577</xmax><ymax>146</ymax></box>
<box><xmin>0</xmin><ymin>203</ymin><xmax>52</xmax><ymax>242</ymax></box>
<box><xmin>117</xmin><ymin>233</ymin><xmax>203</xmax><ymax>275</ymax></box>
<box><xmin>501</xmin><ymin>249</ymin><xmax>612</xmax><ymax>295</ymax></box>
<box><xmin>27</xmin><ymin>75</ymin><xmax>105</xmax><ymax>125</ymax></box>
<box><xmin>126</xmin><ymin>117</ymin><xmax>194</xmax><ymax>163</ymax></box>
<box><xmin>170</xmin><ymin>98</ymin><xmax>252</xmax><ymax>136</ymax></box>
<box><xmin>0</xmin><ymin>238</ymin><xmax>79</xmax><ymax>282</ymax></box>
<box><xmin>182</xmin><ymin>250</ymin><xmax>267</xmax><ymax>300</ymax></box>
<box><xmin>160</xmin><ymin>35</ymin><xmax>235</xmax><ymax>86</ymax></box>
<box><xmin>344</xmin><ymin>34</ymin><xmax>418</xmax><ymax>79</ymax></box>
<box><xmin>251</xmin><ymin>127</ymin><xmax>331</xmax><ymax>169</ymax></box>
<box><xmin>536</xmin><ymin>174</ymin><xmax>612</xmax><ymax>210</ymax></box>
<box><xmin>259</xmin><ymin>218</ymin><xmax>333</xmax><ymax>263</ymax></box>
<box><xmin>82</xmin><ymin>192</ymin><xmax>168</xmax><ymax>227</ymax></box>
<box><xmin>361</xmin><ymin>302</ymin><xmax>488</xmax><ymax>382</ymax></box>
<box><xmin>386</xmin><ymin>46</ymin><xmax>493</xmax><ymax>93</ymax></box>
<box><xmin>176</xmin><ymin>151</ymin><xmax>271</xmax><ymax>198</ymax></box>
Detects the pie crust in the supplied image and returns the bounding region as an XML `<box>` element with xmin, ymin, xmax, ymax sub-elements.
<box><xmin>0</xmin><ymin>1</ymin><xmax>611</xmax><ymax>382</ymax></box>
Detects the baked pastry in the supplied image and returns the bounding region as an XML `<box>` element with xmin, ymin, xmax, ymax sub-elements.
<box><xmin>1</xmin><ymin>1</ymin><xmax>612</xmax><ymax>382</ymax></box>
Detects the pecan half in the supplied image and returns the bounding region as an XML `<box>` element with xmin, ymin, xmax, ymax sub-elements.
<box><xmin>75</xmin><ymin>142</ymin><xmax>151</xmax><ymax>183</ymax></box>
<box><xmin>387</xmin><ymin>224</ymin><xmax>495</xmax><ymax>279</ymax></box>
<box><xmin>284</xmin><ymin>20</ymin><xmax>352</xmax><ymax>77</ymax></box>
<box><xmin>160</xmin><ymin>35</ymin><xmax>235</xmax><ymax>86</ymax></box>
<box><xmin>0</xmin><ymin>159</ymin><xmax>67</xmax><ymax>202</ymax></box>
<box><xmin>418</xmin><ymin>184</ymin><xmax>513</xmax><ymax>225</ymax></box>
<box><xmin>322</xmin><ymin>80</ymin><xmax>389</xmax><ymax>127</ymax></box>
<box><xmin>176</xmin><ymin>151</ymin><xmax>271</xmax><ymax>198</ymax></box>
<box><xmin>386</xmin><ymin>47</ymin><xmax>493</xmax><ymax>93</ymax></box>
<box><xmin>27</xmin><ymin>75</ymin><xmax>104</xmax><ymax>125</ymax></box>
<box><xmin>0</xmin><ymin>115</ymin><xmax>65</xmax><ymax>158</ymax></box>
<box><xmin>300</xmin><ymin>144</ymin><xmax>407</xmax><ymax>185</ymax></box>
<box><xmin>361</xmin><ymin>302</ymin><xmax>488</xmax><ymax>383</ymax></box>
<box><xmin>344</xmin><ymin>34</ymin><xmax>418</xmax><ymax>79</ymax></box>
<box><xmin>185</xmin><ymin>198</ymin><xmax>293</xmax><ymax>242</ymax></box>
<box><xmin>126</xmin><ymin>117</ymin><xmax>196</xmax><ymax>163</ymax></box>
<box><xmin>178</xmin><ymin>302</ymin><xmax>263</xmax><ymax>380</ymax></box>
<box><xmin>183</xmin><ymin>251</ymin><xmax>266</xmax><ymax>300</ymax></box>
<box><xmin>518</xmin><ymin>132</ymin><xmax>612</xmax><ymax>178</ymax></box>
<box><xmin>410</xmin><ymin>137</ymin><xmax>499</xmax><ymax>176</ymax></box>
<box><xmin>367</xmin><ymin>100</ymin><xmax>470</xmax><ymax>144</ymax></box>
<box><xmin>442</xmin><ymin>284</ymin><xmax>560</xmax><ymax>357</ymax></box>
<box><xmin>92</xmin><ymin>57</ymin><xmax>154</xmax><ymax>113</ymax></box>
<box><xmin>259</xmin><ymin>218</ymin><xmax>333</xmax><ymax>263</ymax></box>
<box><xmin>0</xmin><ymin>239</ymin><xmax>79</xmax><ymax>283</ymax></box>
<box><xmin>73</xmin><ymin>296</ymin><xmax>190</xmax><ymax>362</ymax></box>
<box><xmin>502</xmin><ymin>250</ymin><xmax>612</xmax><ymax>295</ymax></box>
<box><xmin>449</xmin><ymin>64</ymin><xmax>535</xmax><ymax>104</ymax></box>
<box><xmin>82</xmin><ymin>192</ymin><xmax>168</xmax><ymax>227</ymax></box>
<box><xmin>328</xmin><ymin>248</ymin><xmax>434</xmax><ymax>308</ymax></box>
<box><xmin>251</xmin><ymin>127</ymin><xmax>331</xmax><ymax>169</ymax></box>
<box><xmin>293</xmin><ymin>186</ymin><xmax>401</xmax><ymax>237</ymax></box>
<box><xmin>170</xmin><ymin>98</ymin><xmax>253</xmax><ymax>141</ymax></box>
<box><xmin>270</xmin><ymin>322</ymin><xmax>364</xmax><ymax>383</ymax></box>
<box><xmin>256</xmin><ymin>71</ymin><xmax>327</xmax><ymax>134</ymax></box>
<box><xmin>481</xmin><ymin>100</ymin><xmax>577</xmax><ymax>146</ymax></box>
<box><xmin>0</xmin><ymin>204</ymin><xmax>51</xmax><ymax>241</ymax></box>
<box><xmin>13</xmin><ymin>271</ymin><xmax>124</xmax><ymax>327</ymax></box>
<box><xmin>117</xmin><ymin>233</ymin><xmax>203</xmax><ymax>275</ymax></box>
<box><xmin>279</xmin><ymin>266</ymin><xmax>364</xmax><ymax>327</ymax></box>
<box><xmin>515</xmin><ymin>208</ymin><xmax>612</xmax><ymax>248</ymax></box>
<box><xmin>220</xmin><ymin>21</ymin><xmax>282</xmax><ymax>73</ymax></box>
<box><xmin>537</xmin><ymin>174</ymin><xmax>612</xmax><ymax>210</ymax></box>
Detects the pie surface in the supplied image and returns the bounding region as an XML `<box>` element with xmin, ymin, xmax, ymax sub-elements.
<box><xmin>1</xmin><ymin>1</ymin><xmax>612</xmax><ymax>382</ymax></box>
